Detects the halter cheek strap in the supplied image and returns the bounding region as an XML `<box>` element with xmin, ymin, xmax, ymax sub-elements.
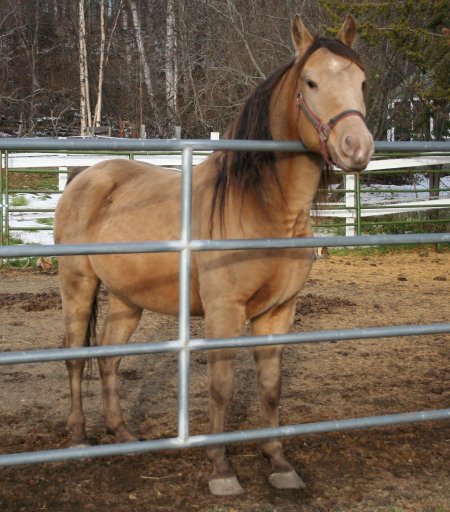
<box><xmin>296</xmin><ymin>91</ymin><xmax>366</xmax><ymax>167</ymax></box>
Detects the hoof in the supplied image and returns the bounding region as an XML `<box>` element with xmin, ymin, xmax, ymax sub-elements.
<box><xmin>70</xmin><ymin>443</ymin><xmax>90</xmax><ymax>449</ymax></box>
<box><xmin>115</xmin><ymin>433</ymin><xmax>139</xmax><ymax>444</ymax></box>
<box><xmin>268</xmin><ymin>469</ymin><xmax>306</xmax><ymax>490</ymax></box>
<box><xmin>208</xmin><ymin>476</ymin><xmax>245</xmax><ymax>496</ymax></box>
<box><xmin>69</xmin><ymin>436</ymin><xmax>90</xmax><ymax>448</ymax></box>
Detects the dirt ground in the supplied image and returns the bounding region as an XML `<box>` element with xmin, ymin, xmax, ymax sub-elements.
<box><xmin>0</xmin><ymin>249</ymin><xmax>449</xmax><ymax>512</ymax></box>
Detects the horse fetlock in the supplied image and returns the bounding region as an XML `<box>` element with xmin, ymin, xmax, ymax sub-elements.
<box><xmin>106</xmin><ymin>423</ymin><xmax>138</xmax><ymax>443</ymax></box>
<box><xmin>67</xmin><ymin>415</ymin><xmax>88</xmax><ymax>445</ymax></box>
<box><xmin>68</xmin><ymin>426</ymin><xmax>89</xmax><ymax>447</ymax></box>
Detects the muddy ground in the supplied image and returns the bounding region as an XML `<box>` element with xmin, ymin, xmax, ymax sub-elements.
<box><xmin>0</xmin><ymin>249</ymin><xmax>449</xmax><ymax>512</ymax></box>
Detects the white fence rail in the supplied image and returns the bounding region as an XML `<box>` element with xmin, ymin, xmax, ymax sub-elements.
<box><xmin>2</xmin><ymin>150</ymin><xmax>450</xmax><ymax>242</ymax></box>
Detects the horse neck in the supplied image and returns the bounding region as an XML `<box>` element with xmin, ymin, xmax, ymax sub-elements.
<box><xmin>265</xmin><ymin>67</ymin><xmax>323</xmax><ymax>233</ymax></box>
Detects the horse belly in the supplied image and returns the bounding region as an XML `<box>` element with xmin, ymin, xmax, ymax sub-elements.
<box><xmin>90</xmin><ymin>252</ymin><xmax>203</xmax><ymax>316</ymax></box>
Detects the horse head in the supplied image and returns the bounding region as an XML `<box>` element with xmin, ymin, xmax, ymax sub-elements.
<box><xmin>292</xmin><ymin>14</ymin><xmax>374</xmax><ymax>172</ymax></box>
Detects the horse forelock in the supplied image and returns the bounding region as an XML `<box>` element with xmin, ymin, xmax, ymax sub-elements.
<box><xmin>211</xmin><ymin>35</ymin><xmax>365</xmax><ymax>233</ymax></box>
<box><xmin>299</xmin><ymin>36</ymin><xmax>365</xmax><ymax>73</ymax></box>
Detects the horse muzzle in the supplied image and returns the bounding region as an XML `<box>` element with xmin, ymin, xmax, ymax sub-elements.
<box><xmin>330</xmin><ymin>130</ymin><xmax>374</xmax><ymax>173</ymax></box>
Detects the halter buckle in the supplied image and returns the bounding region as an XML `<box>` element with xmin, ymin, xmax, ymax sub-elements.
<box><xmin>318</xmin><ymin>123</ymin><xmax>331</xmax><ymax>142</ymax></box>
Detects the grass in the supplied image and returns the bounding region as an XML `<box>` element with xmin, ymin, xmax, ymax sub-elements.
<box><xmin>1</xmin><ymin>232</ymin><xmax>23</xmax><ymax>245</ymax></box>
<box><xmin>329</xmin><ymin>243</ymin><xmax>449</xmax><ymax>257</ymax></box>
<box><xmin>36</xmin><ymin>217</ymin><xmax>54</xmax><ymax>226</ymax></box>
<box><xmin>385</xmin><ymin>508</ymin><xmax>446</xmax><ymax>512</ymax></box>
<box><xmin>11</xmin><ymin>195</ymin><xmax>29</xmax><ymax>207</ymax></box>
<box><xmin>8</xmin><ymin>169</ymin><xmax>58</xmax><ymax>191</ymax></box>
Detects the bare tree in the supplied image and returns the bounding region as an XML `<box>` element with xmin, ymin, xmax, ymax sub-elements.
<box><xmin>165</xmin><ymin>0</ymin><xmax>178</xmax><ymax>136</ymax></box>
<box><xmin>79</xmin><ymin>0</ymin><xmax>91</xmax><ymax>135</ymax></box>
<box><xmin>92</xmin><ymin>0</ymin><xmax>106</xmax><ymax>128</ymax></box>
<box><xmin>128</xmin><ymin>0</ymin><xmax>159</xmax><ymax>133</ymax></box>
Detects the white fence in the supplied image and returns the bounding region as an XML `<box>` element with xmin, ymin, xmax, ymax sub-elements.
<box><xmin>3</xmin><ymin>151</ymin><xmax>450</xmax><ymax>243</ymax></box>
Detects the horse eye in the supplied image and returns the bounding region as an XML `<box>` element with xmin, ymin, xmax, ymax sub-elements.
<box><xmin>306</xmin><ymin>79</ymin><xmax>317</xmax><ymax>90</ymax></box>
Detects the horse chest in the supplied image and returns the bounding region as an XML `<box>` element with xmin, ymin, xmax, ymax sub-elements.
<box><xmin>245</xmin><ymin>252</ymin><xmax>313</xmax><ymax>317</ymax></box>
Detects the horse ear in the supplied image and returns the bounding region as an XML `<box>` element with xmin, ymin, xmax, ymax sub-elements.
<box><xmin>292</xmin><ymin>15</ymin><xmax>314</xmax><ymax>56</ymax></box>
<box><xmin>336</xmin><ymin>14</ymin><xmax>356</xmax><ymax>47</ymax></box>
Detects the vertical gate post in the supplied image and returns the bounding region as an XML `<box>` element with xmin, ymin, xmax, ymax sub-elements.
<box><xmin>344</xmin><ymin>173</ymin><xmax>356</xmax><ymax>237</ymax></box>
<box><xmin>355</xmin><ymin>173</ymin><xmax>362</xmax><ymax>236</ymax></box>
<box><xmin>58</xmin><ymin>137</ymin><xmax>68</xmax><ymax>191</ymax></box>
<box><xmin>3</xmin><ymin>151</ymin><xmax>9</xmax><ymax>245</ymax></box>
<box><xmin>0</xmin><ymin>150</ymin><xmax>4</xmax><ymax>246</ymax></box>
<box><xmin>178</xmin><ymin>146</ymin><xmax>193</xmax><ymax>441</ymax></box>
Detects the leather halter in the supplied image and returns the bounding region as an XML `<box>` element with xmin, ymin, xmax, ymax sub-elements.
<box><xmin>296</xmin><ymin>91</ymin><xmax>366</xmax><ymax>168</ymax></box>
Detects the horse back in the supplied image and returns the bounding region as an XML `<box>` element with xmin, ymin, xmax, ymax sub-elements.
<box><xmin>55</xmin><ymin>159</ymin><xmax>182</xmax><ymax>244</ymax></box>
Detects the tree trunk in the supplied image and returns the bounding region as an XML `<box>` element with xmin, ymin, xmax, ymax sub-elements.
<box><xmin>79</xmin><ymin>0</ymin><xmax>91</xmax><ymax>135</ymax></box>
<box><xmin>165</xmin><ymin>0</ymin><xmax>178</xmax><ymax>136</ymax></box>
<box><xmin>128</xmin><ymin>0</ymin><xmax>159</xmax><ymax>133</ymax></box>
<box><xmin>93</xmin><ymin>0</ymin><xmax>106</xmax><ymax>128</ymax></box>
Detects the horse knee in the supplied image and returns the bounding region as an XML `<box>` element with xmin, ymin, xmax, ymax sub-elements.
<box><xmin>210</xmin><ymin>380</ymin><xmax>234</xmax><ymax>408</ymax></box>
<box><xmin>66</xmin><ymin>358</ymin><xmax>85</xmax><ymax>374</ymax></box>
<box><xmin>98</xmin><ymin>356</ymin><xmax>121</xmax><ymax>377</ymax></box>
<box><xmin>261</xmin><ymin>388</ymin><xmax>281</xmax><ymax>410</ymax></box>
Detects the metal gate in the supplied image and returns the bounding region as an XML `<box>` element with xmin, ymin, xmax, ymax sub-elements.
<box><xmin>0</xmin><ymin>138</ymin><xmax>449</xmax><ymax>466</ymax></box>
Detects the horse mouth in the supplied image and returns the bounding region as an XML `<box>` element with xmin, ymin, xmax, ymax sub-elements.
<box><xmin>329</xmin><ymin>148</ymin><xmax>372</xmax><ymax>174</ymax></box>
<box><xmin>335</xmin><ymin>159</ymin><xmax>369</xmax><ymax>173</ymax></box>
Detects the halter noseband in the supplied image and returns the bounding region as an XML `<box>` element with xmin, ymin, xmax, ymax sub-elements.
<box><xmin>296</xmin><ymin>91</ymin><xmax>366</xmax><ymax>168</ymax></box>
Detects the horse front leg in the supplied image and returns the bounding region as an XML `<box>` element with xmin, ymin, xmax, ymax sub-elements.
<box><xmin>204</xmin><ymin>302</ymin><xmax>246</xmax><ymax>496</ymax></box>
<box><xmin>251</xmin><ymin>298</ymin><xmax>306</xmax><ymax>490</ymax></box>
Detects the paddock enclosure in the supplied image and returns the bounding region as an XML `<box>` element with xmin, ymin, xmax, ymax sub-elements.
<box><xmin>1</xmin><ymin>138</ymin><xmax>450</xmax><ymax>511</ymax></box>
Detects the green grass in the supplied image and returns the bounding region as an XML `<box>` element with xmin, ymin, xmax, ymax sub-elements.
<box><xmin>385</xmin><ymin>508</ymin><xmax>446</xmax><ymax>512</ymax></box>
<box><xmin>9</xmin><ymin>169</ymin><xmax>58</xmax><ymax>191</ymax></box>
<box><xmin>36</xmin><ymin>217</ymin><xmax>54</xmax><ymax>226</ymax></box>
<box><xmin>1</xmin><ymin>232</ymin><xmax>23</xmax><ymax>245</ymax></box>
<box><xmin>329</xmin><ymin>243</ymin><xmax>449</xmax><ymax>257</ymax></box>
<box><xmin>314</xmin><ymin>208</ymin><xmax>450</xmax><ymax>238</ymax></box>
<box><xmin>11</xmin><ymin>195</ymin><xmax>29</xmax><ymax>207</ymax></box>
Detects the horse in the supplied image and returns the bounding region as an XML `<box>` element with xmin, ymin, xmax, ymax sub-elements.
<box><xmin>54</xmin><ymin>14</ymin><xmax>373</xmax><ymax>496</ymax></box>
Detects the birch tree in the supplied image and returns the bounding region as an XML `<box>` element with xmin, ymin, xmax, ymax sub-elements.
<box><xmin>92</xmin><ymin>0</ymin><xmax>106</xmax><ymax>128</ymax></box>
<box><xmin>165</xmin><ymin>0</ymin><xmax>178</xmax><ymax>136</ymax></box>
<box><xmin>128</xmin><ymin>0</ymin><xmax>159</xmax><ymax>133</ymax></box>
<box><xmin>92</xmin><ymin>0</ymin><xmax>124</xmax><ymax>128</ymax></box>
<box><xmin>79</xmin><ymin>0</ymin><xmax>91</xmax><ymax>135</ymax></box>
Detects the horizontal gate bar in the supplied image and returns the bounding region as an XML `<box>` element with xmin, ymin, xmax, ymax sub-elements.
<box><xmin>0</xmin><ymin>138</ymin><xmax>449</xmax><ymax>152</ymax></box>
<box><xmin>1</xmin><ymin>233</ymin><xmax>449</xmax><ymax>258</ymax></box>
<box><xmin>0</xmin><ymin>137</ymin><xmax>450</xmax><ymax>153</ymax></box>
<box><xmin>0</xmin><ymin>407</ymin><xmax>448</xmax><ymax>467</ymax></box>
<box><xmin>1</xmin><ymin>322</ymin><xmax>449</xmax><ymax>365</ymax></box>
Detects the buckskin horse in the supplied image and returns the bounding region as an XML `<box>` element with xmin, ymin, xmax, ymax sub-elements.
<box><xmin>55</xmin><ymin>15</ymin><xmax>373</xmax><ymax>495</ymax></box>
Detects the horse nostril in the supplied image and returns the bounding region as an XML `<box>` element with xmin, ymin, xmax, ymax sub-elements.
<box><xmin>343</xmin><ymin>135</ymin><xmax>365</xmax><ymax>162</ymax></box>
<box><xmin>344</xmin><ymin>135</ymin><xmax>356</xmax><ymax>153</ymax></box>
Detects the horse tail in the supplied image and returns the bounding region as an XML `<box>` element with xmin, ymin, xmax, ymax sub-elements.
<box><xmin>66</xmin><ymin>166</ymin><xmax>87</xmax><ymax>187</ymax></box>
<box><xmin>83</xmin><ymin>288</ymin><xmax>99</xmax><ymax>377</ymax></box>
<box><xmin>85</xmin><ymin>288</ymin><xmax>99</xmax><ymax>347</ymax></box>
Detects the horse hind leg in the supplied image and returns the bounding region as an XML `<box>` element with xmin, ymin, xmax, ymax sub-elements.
<box><xmin>97</xmin><ymin>292</ymin><xmax>142</xmax><ymax>443</ymax></box>
<box><xmin>251</xmin><ymin>299</ymin><xmax>306</xmax><ymax>490</ymax></box>
<box><xmin>60</xmin><ymin>270</ymin><xmax>100</xmax><ymax>447</ymax></box>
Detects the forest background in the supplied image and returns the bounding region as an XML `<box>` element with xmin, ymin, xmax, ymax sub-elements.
<box><xmin>0</xmin><ymin>0</ymin><xmax>448</xmax><ymax>141</ymax></box>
